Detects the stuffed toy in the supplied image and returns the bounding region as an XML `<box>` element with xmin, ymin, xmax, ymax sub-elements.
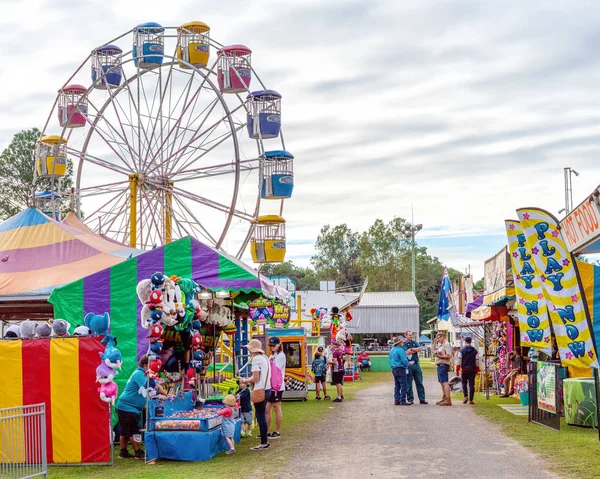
<box><xmin>84</xmin><ymin>312</ymin><xmax>110</xmax><ymax>336</ymax></box>
<box><xmin>150</xmin><ymin>323</ymin><xmax>163</xmax><ymax>338</ymax></box>
<box><xmin>98</xmin><ymin>381</ymin><xmax>118</xmax><ymax>405</ymax></box>
<box><xmin>52</xmin><ymin>319</ymin><xmax>70</xmax><ymax>337</ymax></box>
<box><xmin>149</xmin><ymin>358</ymin><xmax>163</xmax><ymax>373</ymax></box>
<box><xmin>96</xmin><ymin>362</ymin><xmax>118</xmax><ymax>384</ymax></box>
<box><xmin>19</xmin><ymin>320</ymin><xmax>37</xmax><ymax>339</ymax></box>
<box><xmin>4</xmin><ymin>324</ymin><xmax>20</xmax><ymax>338</ymax></box>
<box><xmin>36</xmin><ymin>322</ymin><xmax>52</xmax><ymax>338</ymax></box>
<box><xmin>100</xmin><ymin>336</ymin><xmax>122</xmax><ymax>369</ymax></box>
<box><xmin>74</xmin><ymin>325</ymin><xmax>92</xmax><ymax>336</ymax></box>
<box><xmin>151</xmin><ymin>272</ymin><xmax>165</xmax><ymax>289</ymax></box>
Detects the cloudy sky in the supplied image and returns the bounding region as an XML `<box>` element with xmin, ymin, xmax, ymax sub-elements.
<box><xmin>2</xmin><ymin>0</ymin><xmax>600</xmax><ymax>280</ymax></box>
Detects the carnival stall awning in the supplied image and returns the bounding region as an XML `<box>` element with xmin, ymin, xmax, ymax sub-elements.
<box><xmin>0</xmin><ymin>208</ymin><xmax>141</xmax><ymax>298</ymax></box>
<box><xmin>48</xmin><ymin>236</ymin><xmax>288</xmax><ymax>393</ymax></box>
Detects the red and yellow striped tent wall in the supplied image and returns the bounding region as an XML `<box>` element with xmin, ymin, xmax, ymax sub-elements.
<box><xmin>0</xmin><ymin>336</ymin><xmax>110</xmax><ymax>464</ymax></box>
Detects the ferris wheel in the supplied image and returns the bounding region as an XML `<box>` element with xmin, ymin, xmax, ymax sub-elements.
<box><xmin>33</xmin><ymin>21</ymin><xmax>293</xmax><ymax>260</ymax></box>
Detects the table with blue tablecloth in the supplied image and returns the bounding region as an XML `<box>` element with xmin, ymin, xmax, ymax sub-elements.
<box><xmin>146</xmin><ymin>421</ymin><xmax>241</xmax><ymax>461</ymax></box>
<box><xmin>563</xmin><ymin>378</ymin><xmax>597</xmax><ymax>427</ymax></box>
<box><xmin>145</xmin><ymin>392</ymin><xmax>242</xmax><ymax>461</ymax></box>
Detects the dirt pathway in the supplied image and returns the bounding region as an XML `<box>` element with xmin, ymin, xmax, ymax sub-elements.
<box><xmin>281</xmin><ymin>372</ymin><xmax>558</xmax><ymax>479</ymax></box>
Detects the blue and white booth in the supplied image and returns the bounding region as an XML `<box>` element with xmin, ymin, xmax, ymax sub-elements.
<box><xmin>133</xmin><ymin>22</ymin><xmax>164</xmax><ymax>69</ymax></box>
<box><xmin>91</xmin><ymin>45</ymin><xmax>123</xmax><ymax>89</ymax></box>
<box><xmin>261</xmin><ymin>150</ymin><xmax>294</xmax><ymax>199</ymax></box>
<box><xmin>247</xmin><ymin>90</ymin><xmax>281</xmax><ymax>139</ymax></box>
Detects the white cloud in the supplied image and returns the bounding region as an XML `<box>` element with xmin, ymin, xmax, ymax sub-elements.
<box><xmin>2</xmin><ymin>1</ymin><xmax>600</xmax><ymax>279</ymax></box>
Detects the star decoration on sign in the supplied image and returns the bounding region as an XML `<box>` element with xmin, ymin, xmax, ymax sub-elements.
<box><xmin>544</xmin><ymin>337</ymin><xmax>551</xmax><ymax>343</ymax></box>
<box><xmin>537</xmin><ymin>293</ymin><xmax>543</xmax><ymax>299</ymax></box>
<box><xmin>532</xmin><ymin>247</ymin><xmax>540</xmax><ymax>255</ymax></box>
<box><xmin>553</xmin><ymin>305</ymin><xmax>557</xmax><ymax>311</ymax></box>
<box><xmin>513</xmin><ymin>252</ymin><xmax>519</xmax><ymax>258</ymax></box>
<box><xmin>540</xmin><ymin>275</ymin><xmax>546</xmax><ymax>282</ymax></box>
<box><xmin>523</xmin><ymin>213</ymin><xmax>531</xmax><ymax>220</ymax></box>
<box><xmin>551</xmin><ymin>230</ymin><xmax>559</xmax><ymax>238</ymax></box>
<box><xmin>519</xmin><ymin>298</ymin><xmax>525</xmax><ymax>305</ymax></box>
<box><xmin>565</xmin><ymin>352</ymin><xmax>574</xmax><ymax>360</ymax></box>
<box><xmin>571</xmin><ymin>294</ymin><xmax>579</xmax><ymax>303</ymax></box>
<box><xmin>516</xmin><ymin>274</ymin><xmax>521</xmax><ymax>280</ymax></box>
<box><xmin>562</xmin><ymin>259</ymin><xmax>570</xmax><ymax>267</ymax></box>
<box><xmin>589</xmin><ymin>351</ymin><xmax>595</xmax><ymax>359</ymax></box>
<box><xmin>509</xmin><ymin>224</ymin><xmax>515</xmax><ymax>230</ymax></box>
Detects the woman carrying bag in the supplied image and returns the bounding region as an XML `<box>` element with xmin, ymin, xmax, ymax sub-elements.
<box><xmin>240</xmin><ymin>339</ymin><xmax>271</xmax><ymax>450</ymax></box>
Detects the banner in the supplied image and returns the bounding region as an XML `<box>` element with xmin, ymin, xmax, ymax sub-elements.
<box><xmin>517</xmin><ymin>208</ymin><xmax>599</xmax><ymax>369</ymax></box>
<box><xmin>537</xmin><ymin>361</ymin><xmax>557</xmax><ymax>414</ymax></box>
<box><xmin>483</xmin><ymin>247</ymin><xmax>510</xmax><ymax>304</ymax></box>
<box><xmin>505</xmin><ymin>220</ymin><xmax>552</xmax><ymax>352</ymax></box>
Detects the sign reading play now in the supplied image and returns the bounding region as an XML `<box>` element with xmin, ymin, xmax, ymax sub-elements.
<box><xmin>560</xmin><ymin>187</ymin><xmax>600</xmax><ymax>253</ymax></box>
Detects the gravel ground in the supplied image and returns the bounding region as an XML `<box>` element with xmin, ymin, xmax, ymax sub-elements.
<box><xmin>281</xmin><ymin>372</ymin><xmax>558</xmax><ymax>479</ymax></box>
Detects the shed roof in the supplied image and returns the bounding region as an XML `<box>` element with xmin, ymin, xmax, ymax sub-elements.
<box><xmin>356</xmin><ymin>291</ymin><xmax>419</xmax><ymax>308</ymax></box>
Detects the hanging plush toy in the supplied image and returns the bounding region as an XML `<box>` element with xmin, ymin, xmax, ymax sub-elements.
<box><xmin>96</xmin><ymin>362</ymin><xmax>118</xmax><ymax>384</ymax></box>
<box><xmin>100</xmin><ymin>336</ymin><xmax>122</xmax><ymax>370</ymax></box>
<box><xmin>73</xmin><ymin>325</ymin><xmax>92</xmax><ymax>336</ymax></box>
<box><xmin>51</xmin><ymin>319</ymin><xmax>70</xmax><ymax>337</ymax></box>
<box><xmin>84</xmin><ymin>312</ymin><xmax>110</xmax><ymax>336</ymax></box>
<box><xmin>98</xmin><ymin>381</ymin><xmax>118</xmax><ymax>405</ymax></box>
<box><xmin>4</xmin><ymin>324</ymin><xmax>20</xmax><ymax>338</ymax></box>
<box><xmin>19</xmin><ymin>320</ymin><xmax>37</xmax><ymax>339</ymax></box>
<box><xmin>36</xmin><ymin>322</ymin><xmax>52</xmax><ymax>338</ymax></box>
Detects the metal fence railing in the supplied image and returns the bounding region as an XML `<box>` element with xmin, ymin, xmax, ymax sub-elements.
<box><xmin>0</xmin><ymin>404</ymin><xmax>47</xmax><ymax>479</ymax></box>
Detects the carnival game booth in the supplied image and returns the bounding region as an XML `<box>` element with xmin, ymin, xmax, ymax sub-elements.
<box><xmin>145</xmin><ymin>391</ymin><xmax>241</xmax><ymax>461</ymax></box>
<box><xmin>0</xmin><ymin>336</ymin><xmax>111</xmax><ymax>465</ymax></box>
<box><xmin>48</xmin><ymin>236</ymin><xmax>289</xmax><ymax>415</ymax></box>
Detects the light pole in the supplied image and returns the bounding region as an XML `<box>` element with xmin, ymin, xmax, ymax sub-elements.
<box><xmin>559</xmin><ymin>167</ymin><xmax>580</xmax><ymax>216</ymax></box>
<box><xmin>404</xmin><ymin>209</ymin><xmax>423</xmax><ymax>293</ymax></box>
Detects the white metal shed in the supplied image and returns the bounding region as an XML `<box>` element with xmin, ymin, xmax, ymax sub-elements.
<box><xmin>349</xmin><ymin>292</ymin><xmax>420</xmax><ymax>334</ymax></box>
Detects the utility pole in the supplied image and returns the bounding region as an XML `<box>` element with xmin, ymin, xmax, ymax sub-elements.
<box><xmin>559</xmin><ymin>167</ymin><xmax>580</xmax><ymax>216</ymax></box>
<box><xmin>404</xmin><ymin>205</ymin><xmax>423</xmax><ymax>293</ymax></box>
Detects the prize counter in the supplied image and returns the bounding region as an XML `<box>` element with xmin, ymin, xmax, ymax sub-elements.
<box><xmin>145</xmin><ymin>392</ymin><xmax>241</xmax><ymax>461</ymax></box>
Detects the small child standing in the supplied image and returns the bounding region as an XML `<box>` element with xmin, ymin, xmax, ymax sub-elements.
<box><xmin>237</xmin><ymin>381</ymin><xmax>253</xmax><ymax>437</ymax></box>
<box><xmin>218</xmin><ymin>395</ymin><xmax>238</xmax><ymax>455</ymax></box>
<box><xmin>311</xmin><ymin>351</ymin><xmax>330</xmax><ymax>400</ymax></box>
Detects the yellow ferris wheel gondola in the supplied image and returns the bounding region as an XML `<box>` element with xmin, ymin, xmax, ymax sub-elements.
<box><xmin>177</xmin><ymin>21</ymin><xmax>211</xmax><ymax>68</ymax></box>
<box><xmin>35</xmin><ymin>135</ymin><xmax>68</xmax><ymax>178</ymax></box>
<box><xmin>250</xmin><ymin>215</ymin><xmax>286</xmax><ymax>263</ymax></box>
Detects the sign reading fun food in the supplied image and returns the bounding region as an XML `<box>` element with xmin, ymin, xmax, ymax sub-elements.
<box><xmin>505</xmin><ymin>220</ymin><xmax>552</xmax><ymax>352</ymax></box>
<box><xmin>517</xmin><ymin>208</ymin><xmax>599</xmax><ymax>369</ymax></box>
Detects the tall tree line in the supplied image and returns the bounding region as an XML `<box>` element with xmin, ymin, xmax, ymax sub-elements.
<box><xmin>262</xmin><ymin>218</ymin><xmax>461</xmax><ymax>328</ymax></box>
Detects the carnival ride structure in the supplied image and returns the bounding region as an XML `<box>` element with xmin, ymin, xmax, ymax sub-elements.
<box><xmin>33</xmin><ymin>21</ymin><xmax>294</xmax><ymax>262</ymax></box>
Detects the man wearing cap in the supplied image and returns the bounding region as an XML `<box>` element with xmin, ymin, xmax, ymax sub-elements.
<box><xmin>389</xmin><ymin>336</ymin><xmax>411</xmax><ymax>406</ymax></box>
<box><xmin>403</xmin><ymin>331</ymin><xmax>428</xmax><ymax>405</ymax></box>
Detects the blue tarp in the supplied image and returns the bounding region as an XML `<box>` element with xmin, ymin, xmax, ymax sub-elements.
<box><xmin>146</xmin><ymin>421</ymin><xmax>242</xmax><ymax>461</ymax></box>
<box><xmin>418</xmin><ymin>335</ymin><xmax>431</xmax><ymax>344</ymax></box>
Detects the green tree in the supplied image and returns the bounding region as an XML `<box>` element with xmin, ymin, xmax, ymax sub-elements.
<box><xmin>260</xmin><ymin>261</ymin><xmax>320</xmax><ymax>290</ymax></box>
<box><xmin>474</xmin><ymin>278</ymin><xmax>484</xmax><ymax>290</ymax></box>
<box><xmin>311</xmin><ymin>224</ymin><xmax>362</xmax><ymax>291</ymax></box>
<box><xmin>0</xmin><ymin>128</ymin><xmax>74</xmax><ymax>219</ymax></box>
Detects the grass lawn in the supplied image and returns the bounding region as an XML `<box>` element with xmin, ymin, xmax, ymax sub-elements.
<box><xmin>49</xmin><ymin>371</ymin><xmax>391</xmax><ymax>479</ymax></box>
<box><xmin>462</xmin><ymin>391</ymin><xmax>600</xmax><ymax>479</ymax></box>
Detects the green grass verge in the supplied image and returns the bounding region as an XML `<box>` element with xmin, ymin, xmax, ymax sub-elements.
<box><xmin>462</xmin><ymin>392</ymin><xmax>600</xmax><ymax>479</ymax></box>
<box><xmin>49</xmin><ymin>371</ymin><xmax>391</xmax><ymax>479</ymax></box>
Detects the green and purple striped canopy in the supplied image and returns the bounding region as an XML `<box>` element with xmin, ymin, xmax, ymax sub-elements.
<box><xmin>48</xmin><ymin>236</ymin><xmax>288</xmax><ymax>397</ymax></box>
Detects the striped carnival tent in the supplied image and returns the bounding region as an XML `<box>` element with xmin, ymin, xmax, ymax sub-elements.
<box><xmin>48</xmin><ymin>235</ymin><xmax>289</xmax><ymax>411</ymax></box>
<box><xmin>0</xmin><ymin>336</ymin><xmax>111</xmax><ymax>464</ymax></box>
<box><xmin>0</xmin><ymin>208</ymin><xmax>141</xmax><ymax>319</ymax></box>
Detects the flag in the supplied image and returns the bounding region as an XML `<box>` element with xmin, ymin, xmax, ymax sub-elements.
<box><xmin>437</xmin><ymin>268</ymin><xmax>452</xmax><ymax>321</ymax></box>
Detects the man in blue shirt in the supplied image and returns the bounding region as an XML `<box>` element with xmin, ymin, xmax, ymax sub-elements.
<box><xmin>403</xmin><ymin>331</ymin><xmax>428</xmax><ymax>405</ymax></box>
<box><xmin>389</xmin><ymin>336</ymin><xmax>411</xmax><ymax>406</ymax></box>
<box><xmin>116</xmin><ymin>355</ymin><xmax>166</xmax><ymax>459</ymax></box>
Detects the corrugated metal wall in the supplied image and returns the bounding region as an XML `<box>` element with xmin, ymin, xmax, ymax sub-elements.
<box><xmin>350</xmin><ymin>306</ymin><xmax>420</xmax><ymax>334</ymax></box>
